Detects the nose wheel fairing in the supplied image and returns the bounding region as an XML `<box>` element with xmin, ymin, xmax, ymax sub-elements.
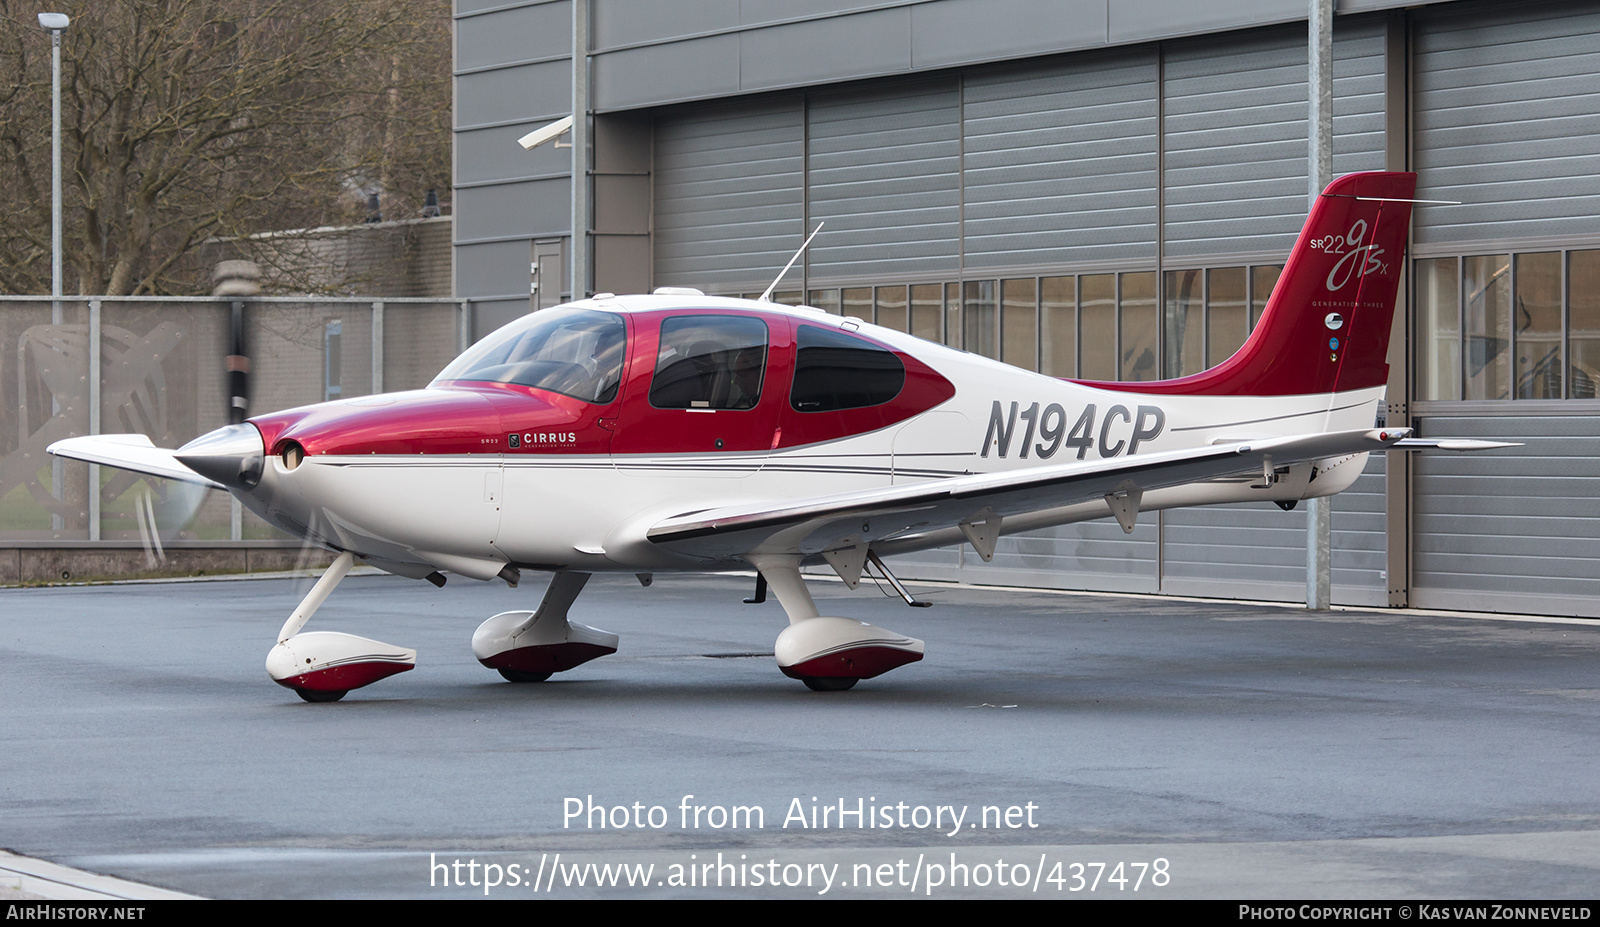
<box><xmin>264</xmin><ymin>551</ymin><xmax>418</xmax><ymax>701</ymax></box>
<box><xmin>265</xmin><ymin>631</ymin><xmax>416</xmax><ymax>697</ymax></box>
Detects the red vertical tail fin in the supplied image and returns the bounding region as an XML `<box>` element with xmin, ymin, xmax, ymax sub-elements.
<box><xmin>1087</xmin><ymin>171</ymin><xmax>1416</xmax><ymax>397</ymax></box>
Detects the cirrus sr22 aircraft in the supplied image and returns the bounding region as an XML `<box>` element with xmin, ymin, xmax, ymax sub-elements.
<box><xmin>50</xmin><ymin>171</ymin><xmax>1506</xmax><ymax>701</ymax></box>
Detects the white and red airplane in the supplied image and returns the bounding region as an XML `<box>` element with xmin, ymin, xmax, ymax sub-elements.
<box><xmin>50</xmin><ymin>171</ymin><xmax>1505</xmax><ymax>701</ymax></box>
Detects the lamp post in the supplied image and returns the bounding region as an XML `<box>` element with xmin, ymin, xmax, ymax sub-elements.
<box><xmin>1306</xmin><ymin>0</ymin><xmax>1332</xmax><ymax>610</ymax></box>
<box><xmin>38</xmin><ymin>12</ymin><xmax>68</xmax><ymax>532</ymax></box>
<box><xmin>38</xmin><ymin>13</ymin><xmax>68</xmax><ymax>310</ymax></box>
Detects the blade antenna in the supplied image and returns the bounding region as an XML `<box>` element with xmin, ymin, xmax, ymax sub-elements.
<box><xmin>759</xmin><ymin>222</ymin><xmax>823</xmax><ymax>303</ymax></box>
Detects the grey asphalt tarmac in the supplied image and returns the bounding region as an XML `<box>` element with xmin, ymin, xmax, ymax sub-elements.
<box><xmin>2</xmin><ymin>570</ymin><xmax>1598</xmax><ymax>899</ymax></box>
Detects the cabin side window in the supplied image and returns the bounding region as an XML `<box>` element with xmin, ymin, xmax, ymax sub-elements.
<box><xmin>649</xmin><ymin>315</ymin><xmax>769</xmax><ymax>410</ymax></box>
<box><xmin>790</xmin><ymin>324</ymin><xmax>906</xmax><ymax>412</ymax></box>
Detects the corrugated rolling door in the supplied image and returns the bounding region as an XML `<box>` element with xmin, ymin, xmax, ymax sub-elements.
<box><xmin>1411</xmin><ymin>415</ymin><xmax>1600</xmax><ymax>617</ymax></box>
<box><xmin>653</xmin><ymin>96</ymin><xmax>806</xmax><ymax>291</ymax></box>
<box><xmin>806</xmin><ymin>79</ymin><xmax>961</xmax><ymax>283</ymax></box>
<box><xmin>1409</xmin><ymin>2</ymin><xmax>1600</xmax><ymax>617</ymax></box>
<box><xmin>1162</xmin><ymin>26</ymin><xmax>1312</xmax><ymax>262</ymax></box>
<box><xmin>1158</xmin><ymin>21</ymin><xmax>1390</xmax><ymax>605</ymax></box>
<box><xmin>962</xmin><ymin>46</ymin><xmax>1160</xmax><ymax>271</ymax></box>
<box><xmin>804</xmin><ymin>79</ymin><xmax>963</xmax><ymax>579</ymax></box>
<box><xmin>952</xmin><ymin>46</ymin><xmax>1163</xmax><ymax>594</ymax></box>
<box><xmin>1411</xmin><ymin>2</ymin><xmax>1600</xmax><ymax>248</ymax></box>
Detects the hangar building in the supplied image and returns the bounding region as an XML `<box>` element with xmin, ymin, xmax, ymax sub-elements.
<box><xmin>451</xmin><ymin>0</ymin><xmax>1600</xmax><ymax>617</ymax></box>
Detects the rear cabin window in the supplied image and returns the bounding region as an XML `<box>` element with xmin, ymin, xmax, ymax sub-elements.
<box><xmin>649</xmin><ymin>315</ymin><xmax>769</xmax><ymax>410</ymax></box>
<box><xmin>790</xmin><ymin>324</ymin><xmax>906</xmax><ymax>412</ymax></box>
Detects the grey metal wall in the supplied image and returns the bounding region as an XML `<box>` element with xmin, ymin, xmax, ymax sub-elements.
<box><xmin>587</xmin><ymin>0</ymin><xmax>1429</xmax><ymax>113</ymax></box>
<box><xmin>1162</xmin><ymin>19</ymin><xmax>1386</xmax><ymax>260</ymax></box>
<box><xmin>652</xmin><ymin>19</ymin><xmax>1385</xmax><ymax>282</ymax></box>
<box><xmin>808</xmin><ymin>80</ymin><xmax>963</xmax><ymax>282</ymax></box>
<box><xmin>454</xmin><ymin>0</ymin><xmax>574</xmax><ymax>335</ymax></box>
<box><xmin>1411</xmin><ymin>414</ymin><xmax>1599</xmax><ymax>616</ymax></box>
<box><xmin>451</xmin><ymin>0</ymin><xmax>1443</xmax><ymax>322</ymax></box>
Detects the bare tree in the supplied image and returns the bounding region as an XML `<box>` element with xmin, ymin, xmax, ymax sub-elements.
<box><xmin>0</xmin><ymin>0</ymin><xmax>450</xmax><ymax>296</ymax></box>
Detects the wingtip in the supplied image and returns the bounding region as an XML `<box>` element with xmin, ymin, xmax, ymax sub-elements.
<box><xmin>1390</xmin><ymin>438</ymin><xmax>1522</xmax><ymax>451</ymax></box>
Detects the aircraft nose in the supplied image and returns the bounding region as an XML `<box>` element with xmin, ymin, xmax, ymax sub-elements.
<box><xmin>175</xmin><ymin>423</ymin><xmax>265</xmax><ymax>489</ymax></box>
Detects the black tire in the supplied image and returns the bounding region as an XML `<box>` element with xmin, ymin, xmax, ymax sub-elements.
<box><xmin>498</xmin><ymin>668</ymin><xmax>553</xmax><ymax>683</ymax></box>
<box><xmin>801</xmin><ymin>676</ymin><xmax>858</xmax><ymax>692</ymax></box>
<box><xmin>296</xmin><ymin>688</ymin><xmax>348</xmax><ymax>703</ymax></box>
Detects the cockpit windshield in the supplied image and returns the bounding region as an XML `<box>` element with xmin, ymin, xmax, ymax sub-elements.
<box><xmin>430</xmin><ymin>308</ymin><xmax>627</xmax><ymax>404</ymax></box>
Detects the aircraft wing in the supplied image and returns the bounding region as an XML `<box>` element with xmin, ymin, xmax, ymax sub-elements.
<box><xmin>645</xmin><ymin>428</ymin><xmax>1504</xmax><ymax>565</ymax></box>
<box><xmin>47</xmin><ymin>434</ymin><xmax>225</xmax><ymax>490</ymax></box>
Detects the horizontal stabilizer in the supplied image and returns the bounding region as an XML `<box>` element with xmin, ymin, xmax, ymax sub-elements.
<box><xmin>47</xmin><ymin>434</ymin><xmax>225</xmax><ymax>490</ymax></box>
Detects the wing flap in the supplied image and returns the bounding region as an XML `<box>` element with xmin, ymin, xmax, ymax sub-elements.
<box><xmin>47</xmin><ymin>434</ymin><xmax>226</xmax><ymax>490</ymax></box>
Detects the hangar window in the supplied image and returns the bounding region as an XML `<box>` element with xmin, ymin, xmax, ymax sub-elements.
<box><xmin>1415</xmin><ymin>249</ymin><xmax>1598</xmax><ymax>401</ymax></box>
<box><xmin>955</xmin><ymin>267</ymin><xmax>1278</xmax><ymax>381</ymax></box>
<box><xmin>751</xmin><ymin>263</ymin><xmax>1282</xmax><ymax>383</ymax></box>
<box><xmin>1161</xmin><ymin>265</ymin><xmax>1280</xmax><ymax>378</ymax></box>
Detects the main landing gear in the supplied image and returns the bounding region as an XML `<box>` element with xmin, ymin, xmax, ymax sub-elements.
<box><xmin>264</xmin><ymin>554</ymin><xmax>913</xmax><ymax>699</ymax></box>
<box><xmin>748</xmin><ymin>554</ymin><xmax>925</xmax><ymax>692</ymax></box>
<box><xmin>471</xmin><ymin>571</ymin><xmax>619</xmax><ymax>681</ymax></box>
<box><xmin>471</xmin><ymin>561</ymin><xmax>920</xmax><ymax>693</ymax></box>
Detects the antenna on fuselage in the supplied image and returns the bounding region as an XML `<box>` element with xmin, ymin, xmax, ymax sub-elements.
<box><xmin>758</xmin><ymin>222</ymin><xmax>823</xmax><ymax>303</ymax></box>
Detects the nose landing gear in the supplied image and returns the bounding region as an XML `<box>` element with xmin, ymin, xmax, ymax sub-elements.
<box><xmin>264</xmin><ymin>551</ymin><xmax>417</xmax><ymax>701</ymax></box>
